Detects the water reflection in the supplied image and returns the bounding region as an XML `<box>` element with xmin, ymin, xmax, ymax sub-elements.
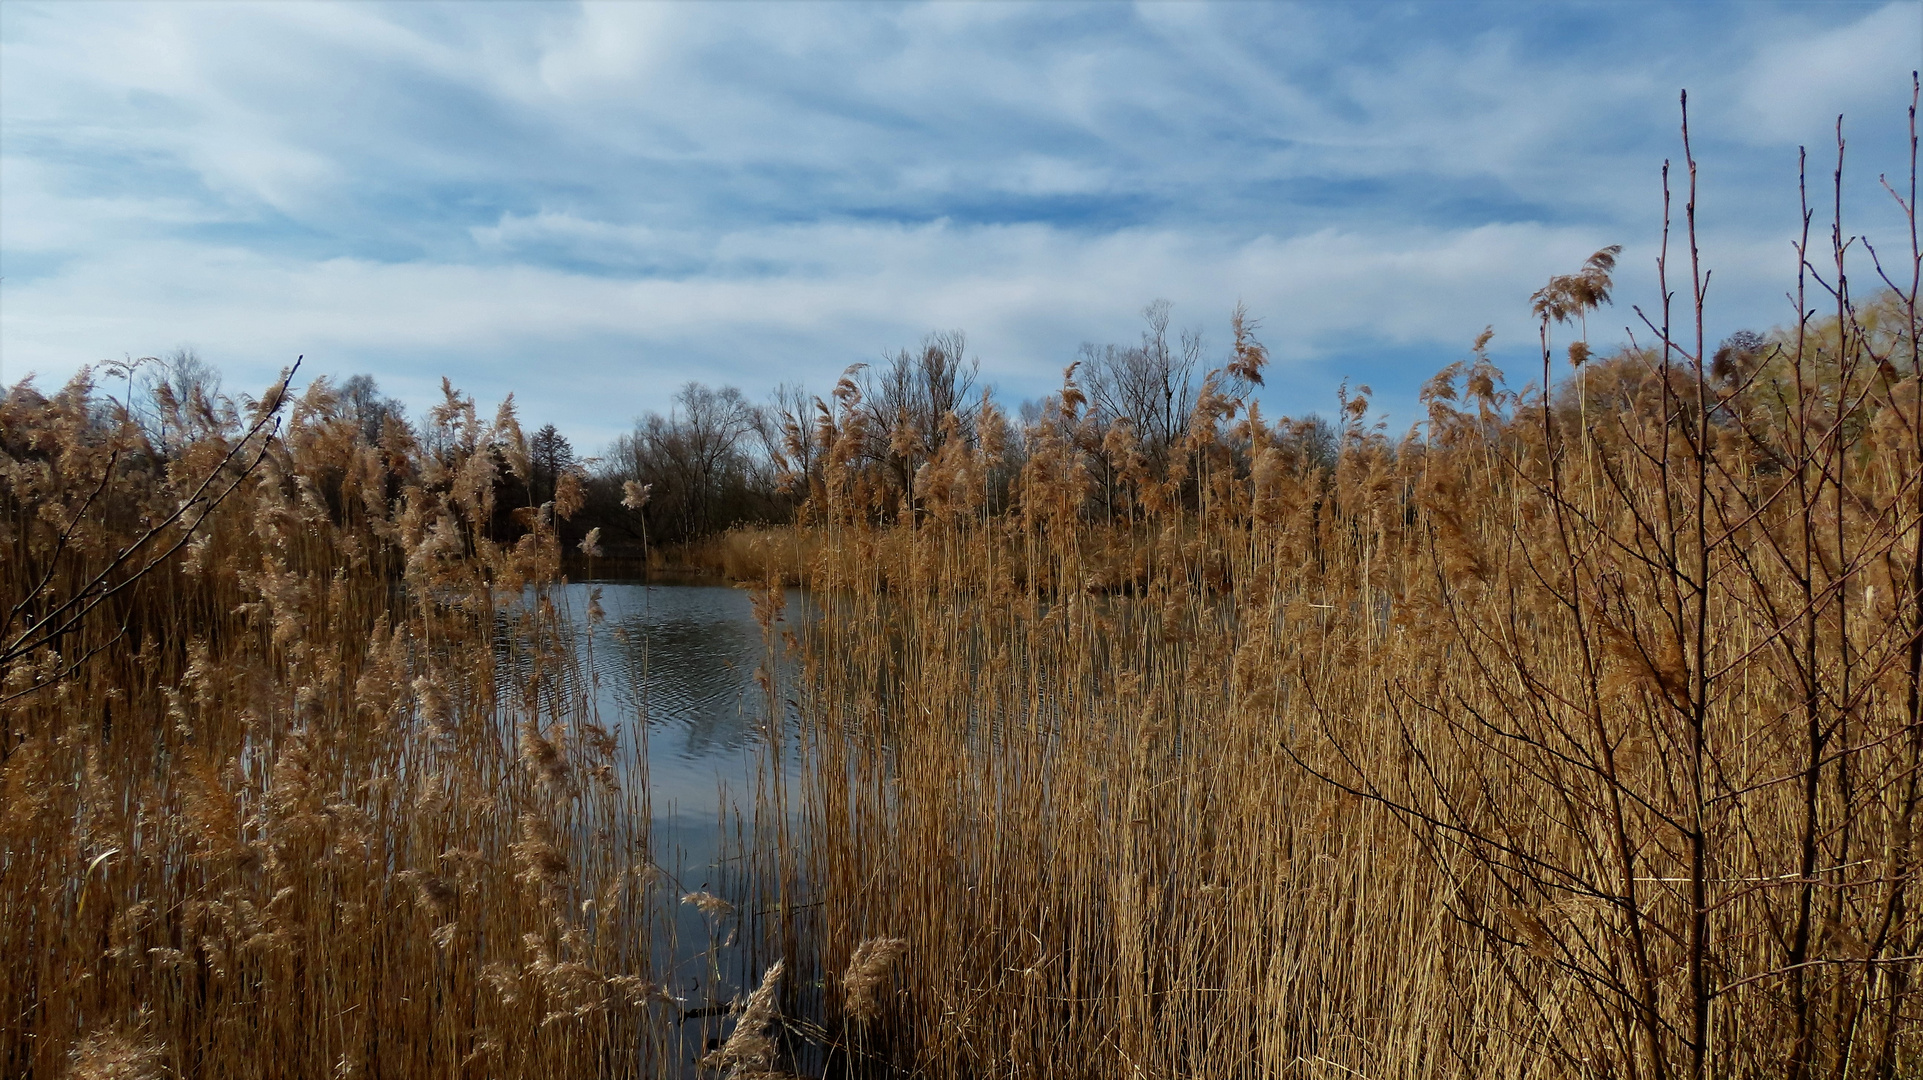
<box><xmin>552</xmin><ymin>579</ymin><xmax>803</xmax><ymax>1070</ymax></box>
<box><xmin>578</xmin><ymin>581</ymin><xmax>802</xmax><ymax>805</ymax></box>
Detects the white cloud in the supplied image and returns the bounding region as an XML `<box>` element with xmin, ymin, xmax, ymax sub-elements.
<box><xmin>0</xmin><ymin>215</ymin><xmax>1687</xmax><ymax>434</ymax></box>
<box><xmin>533</xmin><ymin>3</ymin><xmax>681</xmax><ymax>101</ymax></box>
<box><xmin>1741</xmin><ymin>3</ymin><xmax>1921</xmax><ymax>144</ymax></box>
<box><xmin>1</xmin><ymin>0</ymin><xmax>1912</xmax><ymax>447</ymax></box>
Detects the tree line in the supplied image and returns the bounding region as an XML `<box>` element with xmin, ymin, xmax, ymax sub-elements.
<box><xmin>68</xmin><ymin>279</ymin><xmax>1891</xmax><ymax>570</ymax></box>
<box><xmin>73</xmin><ymin>300</ymin><xmax>1348</xmax><ymax>560</ymax></box>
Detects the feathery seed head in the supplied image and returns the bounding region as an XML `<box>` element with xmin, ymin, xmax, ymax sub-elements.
<box><xmin>842</xmin><ymin>937</ymin><xmax>907</xmax><ymax>1021</ymax></box>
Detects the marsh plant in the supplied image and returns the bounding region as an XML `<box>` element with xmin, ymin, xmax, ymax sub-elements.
<box><xmin>5</xmin><ymin>88</ymin><xmax>1921</xmax><ymax>1080</ymax></box>
<box><xmin>739</xmin><ymin>91</ymin><xmax>1923</xmax><ymax>1079</ymax></box>
<box><xmin>0</xmin><ymin>369</ymin><xmax>688</xmax><ymax>1077</ymax></box>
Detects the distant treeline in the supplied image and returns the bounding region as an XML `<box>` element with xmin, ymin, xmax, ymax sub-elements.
<box><xmin>69</xmin><ymin>282</ymin><xmax>1874</xmax><ymax>568</ymax></box>
<box><xmin>50</xmin><ymin>260</ymin><xmax>1922</xmax><ymax>585</ymax></box>
<box><xmin>61</xmin><ymin>301</ymin><xmax>1340</xmax><ymax>560</ymax></box>
<box><xmin>553</xmin><ymin>300</ymin><xmax>1337</xmax><ymax>556</ymax></box>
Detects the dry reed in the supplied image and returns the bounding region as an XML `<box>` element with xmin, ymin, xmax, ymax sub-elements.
<box><xmin>2</xmin><ymin>373</ymin><xmax>679</xmax><ymax>1077</ymax></box>
<box><xmin>738</xmin><ymin>89</ymin><xmax>1923</xmax><ymax>1079</ymax></box>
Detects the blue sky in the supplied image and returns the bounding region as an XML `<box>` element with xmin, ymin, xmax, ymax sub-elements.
<box><xmin>2</xmin><ymin>1</ymin><xmax>1918</xmax><ymax>449</ymax></box>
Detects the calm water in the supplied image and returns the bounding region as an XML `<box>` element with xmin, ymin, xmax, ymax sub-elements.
<box><xmin>549</xmin><ymin>579</ymin><xmax>805</xmax><ymax>1064</ymax></box>
<box><xmin>559</xmin><ymin>579</ymin><xmax>804</xmax><ymax>817</ymax></box>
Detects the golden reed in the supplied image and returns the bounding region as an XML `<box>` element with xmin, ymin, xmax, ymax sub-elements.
<box><xmin>746</xmin><ymin>89</ymin><xmax>1923</xmax><ymax>1079</ymax></box>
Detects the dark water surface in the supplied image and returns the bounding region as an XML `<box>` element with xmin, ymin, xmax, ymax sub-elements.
<box><xmin>563</xmin><ymin>579</ymin><xmax>803</xmax><ymax>815</ymax></box>
<box><xmin>552</xmin><ymin>578</ymin><xmax>805</xmax><ymax>1067</ymax></box>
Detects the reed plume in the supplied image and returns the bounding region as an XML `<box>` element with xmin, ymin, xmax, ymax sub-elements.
<box><xmin>841</xmin><ymin>937</ymin><xmax>907</xmax><ymax>1021</ymax></box>
<box><xmin>700</xmin><ymin>960</ymin><xmax>787</xmax><ymax>1077</ymax></box>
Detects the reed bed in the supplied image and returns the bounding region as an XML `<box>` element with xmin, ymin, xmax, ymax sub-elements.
<box><xmin>748</xmin><ymin>98</ymin><xmax>1923</xmax><ymax>1078</ymax></box>
<box><xmin>1</xmin><ymin>376</ymin><xmax>684</xmax><ymax>1078</ymax></box>
<box><xmin>652</xmin><ymin>527</ymin><xmax>822</xmax><ymax>586</ymax></box>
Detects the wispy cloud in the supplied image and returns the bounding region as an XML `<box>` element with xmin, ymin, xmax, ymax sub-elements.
<box><xmin>2</xmin><ymin>1</ymin><xmax>1916</xmax><ymax>446</ymax></box>
<box><xmin>1741</xmin><ymin>3</ymin><xmax>1921</xmax><ymax>143</ymax></box>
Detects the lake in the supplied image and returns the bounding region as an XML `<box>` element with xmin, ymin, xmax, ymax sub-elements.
<box><xmin>550</xmin><ymin>577</ymin><xmax>806</xmax><ymax>1068</ymax></box>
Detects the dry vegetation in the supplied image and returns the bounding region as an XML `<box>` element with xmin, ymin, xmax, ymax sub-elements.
<box><xmin>730</xmin><ymin>99</ymin><xmax>1923</xmax><ymax>1079</ymax></box>
<box><xmin>5</xmin><ymin>94</ymin><xmax>1921</xmax><ymax>1080</ymax></box>
<box><xmin>1</xmin><ymin>374</ymin><xmax>687</xmax><ymax>1077</ymax></box>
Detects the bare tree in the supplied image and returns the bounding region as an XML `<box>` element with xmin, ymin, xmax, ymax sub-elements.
<box><xmin>611</xmin><ymin>383</ymin><xmax>765</xmax><ymax>542</ymax></box>
<box><xmin>339</xmin><ymin>374</ymin><xmax>409</xmax><ymax>446</ymax></box>
<box><xmin>120</xmin><ymin>348</ymin><xmax>226</xmax><ymax>455</ymax></box>
<box><xmin>1082</xmin><ymin>300</ymin><xmax>1202</xmax><ymax>470</ymax></box>
<box><xmin>1291</xmin><ymin>88</ymin><xmax>1923</xmax><ymax>1078</ymax></box>
<box><xmin>864</xmin><ymin>330</ymin><xmax>980</xmax><ymax>514</ymax></box>
<box><xmin>765</xmin><ymin>381</ymin><xmax>821</xmax><ymax>496</ymax></box>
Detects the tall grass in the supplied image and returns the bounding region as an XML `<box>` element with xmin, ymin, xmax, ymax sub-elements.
<box><xmin>745</xmin><ymin>93</ymin><xmax>1923</xmax><ymax>1078</ymax></box>
<box><xmin>1</xmin><ymin>376</ymin><xmax>680</xmax><ymax>1077</ymax></box>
